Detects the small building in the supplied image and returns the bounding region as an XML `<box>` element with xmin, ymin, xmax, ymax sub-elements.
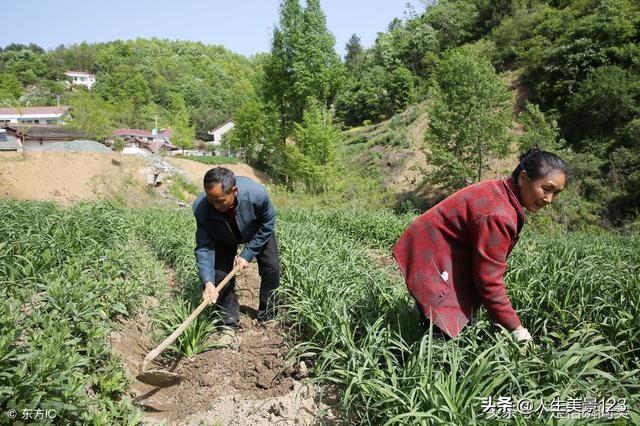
<box><xmin>0</xmin><ymin>128</ymin><xmax>22</xmax><ymax>151</ymax></box>
<box><xmin>207</xmin><ymin>120</ymin><xmax>234</xmax><ymax>146</ymax></box>
<box><xmin>108</xmin><ymin>128</ymin><xmax>177</xmax><ymax>154</ymax></box>
<box><xmin>3</xmin><ymin>124</ymin><xmax>88</xmax><ymax>151</ymax></box>
<box><xmin>0</xmin><ymin>106</ymin><xmax>70</xmax><ymax>125</ymax></box>
<box><xmin>65</xmin><ymin>71</ymin><xmax>96</xmax><ymax>90</ymax></box>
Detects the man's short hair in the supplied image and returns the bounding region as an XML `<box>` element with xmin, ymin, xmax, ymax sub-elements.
<box><xmin>203</xmin><ymin>167</ymin><xmax>236</xmax><ymax>193</ymax></box>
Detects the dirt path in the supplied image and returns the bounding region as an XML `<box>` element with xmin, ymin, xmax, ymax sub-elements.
<box><xmin>165</xmin><ymin>158</ymin><xmax>269</xmax><ymax>186</ymax></box>
<box><xmin>110</xmin><ymin>264</ymin><xmax>330</xmax><ymax>425</ymax></box>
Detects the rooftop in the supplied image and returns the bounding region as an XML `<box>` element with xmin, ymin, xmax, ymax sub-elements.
<box><xmin>0</xmin><ymin>106</ymin><xmax>69</xmax><ymax>116</ymax></box>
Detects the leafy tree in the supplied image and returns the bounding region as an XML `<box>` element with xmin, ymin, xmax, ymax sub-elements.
<box><xmin>65</xmin><ymin>91</ymin><xmax>117</xmax><ymax>141</ymax></box>
<box><xmin>0</xmin><ymin>73</ymin><xmax>22</xmax><ymax>103</ymax></box>
<box><xmin>336</xmin><ymin>62</ymin><xmax>414</xmax><ymax>126</ymax></box>
<box><xmin>425</xmin><ymin>49</ymin><xmax>512</xmax><ymax>188</ymax></box>
<box><xmin>168</xmin><ymin>93</ymin><xmax>195</xmax><ymax>150</ymax></box>
<box><xmin>563</xmin><ymin>66</ymin><xmax>640</xmax><ymax>149</ymax></box>
<box><xmin>1</xmin><ymin>48</ymin><xmax>48</xmax><ymax>85</ymax></box>
<box><xmin>263</xmin><ymin>0</ymin><xmax>303</xmax><ymax>140</ymax></box>
<box><xmin>227</xmin><ymin>98</ymin><xmax>266</xmax><ymax>164</ymax></box>
<box><xmin>289</xmin><ymin>99</ymin><xmax>339</xmax><ymax>192</ymax></box>
<box><xmin>345</xmin><ymin>34</ymin><xmax>364</xmax><ymax>70</ymax></box>
<box><xmin>191</xmin><ymin>108</ymin><xmax>229</xmax><ymax>141</ymax></box>
<box><xmin>519</xmin><ymin>102</ymin><xmax>564</xmax><ymax>152</ymax></box>
<box><xmin>423</xmin><ymin>0</ymin><xmax>480</xmax><ymax>51</ymax></box>
<box><xmin>264</xmin><ymin>0</ymin><xmax>343</xmax><ymax>137</ymax></box>
<box><xmin>112</xmin><ymin>137</ymin><xmax>125</xmax><ymax>163</ymax></box>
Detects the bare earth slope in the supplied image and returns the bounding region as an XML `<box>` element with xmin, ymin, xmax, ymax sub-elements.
<box><xmin>0</xmin><ymin>152</ymin><xmax>268</xmax><ymax>206</ymax></box>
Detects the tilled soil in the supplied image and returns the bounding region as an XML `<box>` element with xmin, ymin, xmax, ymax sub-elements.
<box><xmin>110</xmin><ymin>264</ymin><xmax>329</xmax><ymax>425</ymax></box>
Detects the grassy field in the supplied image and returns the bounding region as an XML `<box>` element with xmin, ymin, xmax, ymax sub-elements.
<box><xmin>1</xmin><ymin>201</ymin><xmax>638</xmax><ymax>424</ymax></box>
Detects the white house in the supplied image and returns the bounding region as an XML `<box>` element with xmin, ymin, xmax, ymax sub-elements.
<box><xmin>65</xmin><ymin>71</ymin><xmax>96</xmax><ymax>90</ymax></box>
<box><xmin>109</xmin><ymin>128</ymin><xmax>177</xmax><ymax>154</ymax></box>
<box><xmin>0</xmin><ymin>106</ymin><xmax>69</xmax><ymax>124</ymax></box>
<box><xmin>206</xmin><ymin>120</ymin><xmax>235</xmax><ymax>147</ymax></box>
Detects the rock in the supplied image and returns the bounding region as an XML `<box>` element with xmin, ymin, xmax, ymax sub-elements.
<box><xmin>297</xmin><ymin>361</ymin><xmax>308</xmax><ymax>378</ymax></box>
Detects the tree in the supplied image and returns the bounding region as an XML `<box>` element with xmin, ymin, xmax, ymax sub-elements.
<box><xmin>345</xmin><ymin>34</ymin><xmax>364</xmax><ymax>71</ymax></box>
<box><xmin>263</xmin><ymin>0</ymin><xmax>304</xmax><ymax>141</ymax></box>
<box><xmin>290</xmin><ymin>99</ymin><xmax>339</xmax><ymax>192</ymax></box>
<box><xmin>423</xmin><ymin>0</ymin><xmax>480</xmax><ymax>51</ymax></box>
<box><xmin>168</xmin><ymin>93</ymin><xmax>195</xmax><ymax>150</ymax></box>
<box><xmin>519</xmin><ymin>103</ymin><xmax>564</xmax><ymax>152</ymax></box>
<box><xmin>191</xmin><ymin>108</ymin><xmax>229</xmax><ymax>141</ymax></box>
<box><xmin>66</xmin><ymin>91</ymin><xmax>117</xmax><ymax>141</ymax></box>
<box><xmin>263</xmin><ymin>0</ymin><xmax>343</xmax><ymax>138</ymax></box>
<box><xmin>227</xmin><ymin>98</ymin><xmax>266</xmax><ymax>164</ymax></box>
<box><xmin>112</xmin><ymin>136</ymin><xmax>125</xmax><ymax>163</ymax></box>
<box><xmin>425</xmin><ymin>49</ymin><xmax>512</xmax><ymax>188</ymax></box>
<box><xmin>0</xmin><ymin>73</ymin><xmax>22</xmax><ymax>103</ymax></box>
<box><xmin>563</xmin><ymin>66</ymin><xmax>640</xmax><ymax>149</ymax></box>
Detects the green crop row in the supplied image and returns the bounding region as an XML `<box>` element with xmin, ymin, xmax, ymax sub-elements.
<box><xmin>131</xmin><ymin>208</ymin><xmax>224</xmax><ymax>358</ymax></box>
<box><xmin>278</xmin><ymin>209</ymin><xmax>414</xmax><ymax>250</ymax></box>
<box><xmin>278</xmin><ymin>210</ymin><xmax>640</xmax><ymax>424</ymax></box>
<box><xmin>0</xmin><ymin>201</ymin><xmax>169</xmax><ymax>424</ymax></box>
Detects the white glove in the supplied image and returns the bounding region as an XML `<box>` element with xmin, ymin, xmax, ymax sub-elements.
<box><xmin>512</xmin><ymin>327</ymin><xmax>532</xmax><ymax>342</ymax></box>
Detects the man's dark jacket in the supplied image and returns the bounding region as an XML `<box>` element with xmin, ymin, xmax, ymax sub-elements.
<box><xmin>192</xmin><ymin>176</ymin><xmax>276</xmax><ymax>284</ymax></box>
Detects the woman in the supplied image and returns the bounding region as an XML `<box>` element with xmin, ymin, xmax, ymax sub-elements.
<box><xmin>393</xmin><ymin>148</ymin><xmax>568</xmax><ymax>341</ymax></box>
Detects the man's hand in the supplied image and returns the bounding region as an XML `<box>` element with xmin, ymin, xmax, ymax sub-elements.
<box><xmin>203</xmin><ymin>281</ymin><xmax>219</xmax><ymax>304</ymax></box>
<box><xmin>234</xmin><ymin>256</ymin><xmax>250</xmax><ymax>271</ymax></box>
<box><xmin>512</xmin><ymin>325</ymin><xmax>532</xmax><ymax>342</ymax></box>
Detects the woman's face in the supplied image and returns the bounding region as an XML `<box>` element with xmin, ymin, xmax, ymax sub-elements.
<box><xmin>517</xmin><ymin>169</ymin><xmax>567</xmax><ymax>213</ymax></box>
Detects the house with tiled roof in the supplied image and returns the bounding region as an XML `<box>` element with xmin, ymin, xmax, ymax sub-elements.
<box><xmin>3</xmin><ymin>124</ymin><xmax>88</xmax><ymax>151</ymax></box>
<box><xmin>0</xmin><ymin>106</ymin><xmax>70</xmax><ymax>125</ymax></box>
<box><xmin>108</xmin><ymin>127</ymin><xmax>177</xmax><ymax>154</ymax></box>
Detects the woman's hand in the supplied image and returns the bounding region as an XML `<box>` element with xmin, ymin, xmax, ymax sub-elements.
<box><xmin>512</xmin><ymin>325</ymin><xmax>532</xmax><ymax>342</ymax></box>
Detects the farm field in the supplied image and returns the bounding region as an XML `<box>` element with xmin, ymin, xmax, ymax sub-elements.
<box><xmin>0</xmin><ymin>201</ymin><xmax>640</xmax><ymax>424</ymax></box>
<box><xmin>1</xmin><ymin>200</ymin><xmax>639</xmax><ymax>424</ymax></box>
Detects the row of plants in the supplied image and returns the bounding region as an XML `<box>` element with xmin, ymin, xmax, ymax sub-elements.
<box><xmin>0</xmin><ymin>201</ymin><xmax>169</xmax><ymax>424</ymax></box>
<box><xmin>3</xmin><ymin>202</ymin><xmax>638</xmax><ymax>424</ymax></box>
<box><xmin>277</xmin><ymin>209</ymin><xmax>640</xmax><ymax>424</ymax></box>
<box><xmin>131</xmin><ymin>209</ymin><xmax>223</xmax><ymax>358</ymax></box>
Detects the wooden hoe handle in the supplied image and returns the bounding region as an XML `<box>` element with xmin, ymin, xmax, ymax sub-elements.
<box><xmin>142</xmin><ymin>266</ymin><xmax>241</xmax><ymax>367</ymax></box>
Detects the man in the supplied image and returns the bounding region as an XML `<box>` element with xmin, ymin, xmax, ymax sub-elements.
<box><xmin>192</xmin><ymin>167</ymin><xmax>280</xmax><ymax>347</ymax></box>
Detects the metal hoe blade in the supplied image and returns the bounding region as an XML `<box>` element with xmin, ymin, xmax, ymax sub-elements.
<box><xmin>136</xmin><ymin>369</ymin><xmax>182</xmax><ymax>388</ymax></box>
<box><xmin>135</xmin><ymin>267</ymin><xmax>241</xmax><ymax>388</ymax></box>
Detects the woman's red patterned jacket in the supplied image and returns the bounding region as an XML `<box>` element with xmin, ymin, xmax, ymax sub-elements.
<box><xmin>392</xmin><ymin>178</ymin><xmax>526</xmax><ymax>338</ymax></box>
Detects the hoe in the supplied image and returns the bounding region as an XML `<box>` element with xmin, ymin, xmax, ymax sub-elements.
<box><xmin>136</xmin><ymin>266</ymin><xmax>241</xmax><ymax>387</ymax></box>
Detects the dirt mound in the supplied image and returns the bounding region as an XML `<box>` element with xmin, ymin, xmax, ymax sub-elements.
<box><xmin>0</xmin><ymin>152</ymin><xmax>270</xmax><ymax>207</ymax></box>
<box><xmin>0</xmin><ymin>152</ymin><xmax>156</xmax><ymax>206</ymax></box>
<box><xmin>110</xmin><ymin>264</ymin><xmax>329</xmax><ymax>425</ymax></box>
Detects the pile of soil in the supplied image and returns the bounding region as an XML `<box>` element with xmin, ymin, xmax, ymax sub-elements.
<box><xmin>0</xmin><ymin>152</ymin><xmax>152</xmax><ymax>206</ymax></box>
<box><xmin>110</xmin><ymin>264</ymin><xmax>330</xmax><ymax>425</ymax></box>
<box><xmin>0</xmin><ymin>152</ymin><xmax>270</xmax><ymax>207</ymax></box>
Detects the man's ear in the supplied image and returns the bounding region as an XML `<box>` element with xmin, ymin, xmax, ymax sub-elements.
<box><xmin>232</xmin><ymin>186</ymin><xmax>238</xmax><ymax>196</ymax></box>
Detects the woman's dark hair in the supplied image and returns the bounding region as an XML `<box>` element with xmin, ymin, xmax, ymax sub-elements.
<box><xmin>203</xmin><ymin>167</ymin><xmax>236</xmax><ymax>192</ymax></box>
<box><xmin>511</xmin><ymin>147</ymin><xmax>569</xmax><ymax>184</ymax></box>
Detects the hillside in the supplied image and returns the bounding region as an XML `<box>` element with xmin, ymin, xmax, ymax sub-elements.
<box><xmin>341</xmin><ymin>69</ymin><xmax>526</xmax><ymax>210</ymax></box>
